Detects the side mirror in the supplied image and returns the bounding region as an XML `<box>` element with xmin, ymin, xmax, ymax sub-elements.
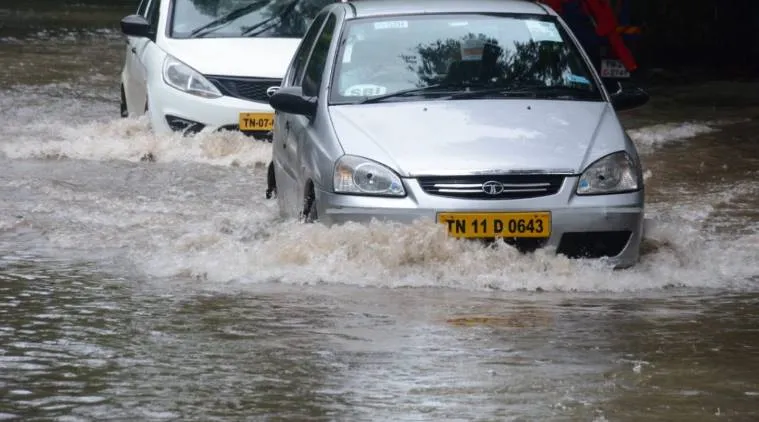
<box><xmin>269</xmin><ymin>86</ymin><xmax>317</xmax><ymax>118</ymax></box>
<box><xmin>609</xmin><ymin>83</ymin><xmax>650</xmax><ymax>112</ymax></box>
<box><xmin>120</xmin><ymin>14</ymin><xmax>151</xmax><ymax>38</ymax></box>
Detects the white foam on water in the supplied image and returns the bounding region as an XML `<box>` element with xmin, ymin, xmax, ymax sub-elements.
<box><xmin>0</xmin><ymin>215</ymin><xmax>20</xmax><ymax>232</ymax></box>
<box><xmin>122</xmin><ymin>209</ymin><xmax>758</xmax><ymax>293</ymax></box>
<box><xmin>0</xmin><ymin>116</ymin><xmax>272</xmax><ymax>168</ymax></box>
<box><xmin>628</xmin><ymin>121</ymin><xmax>718</xmax><ymax>151</ymax></box>
<box><xmin>627</xmin><ymin>118</ymin><xmax>750</xmax><ymax>152</ymax></box>
<box><xmin>0</xmin><ymin>84</ymin><xmax>756</xmax><ymax>294</ymax></box>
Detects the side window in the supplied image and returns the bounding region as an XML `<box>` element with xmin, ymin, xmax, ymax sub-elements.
<box><xmin>286</xmin><ymin>12</ymin><xmax>328</xmax><ymax>87</ymax></box>
<box><xmin>146</xmin><ymin>0</ymin><xmax>161</xmax><ymax>35</ymax></box>
<box><xmin>137</xmin><ymin>0</ymin><xmax>151</xmax><ymax>17</ymax></box>
<box><xmin>302</xmin><ymin>14</ymin><xmax>337</xmax><ymax>97</ymax></box>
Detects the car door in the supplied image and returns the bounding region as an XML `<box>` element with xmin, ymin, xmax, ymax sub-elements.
<box><xmin>272</xmin><ymin>11</ymin><xmax>329</xmax><ymax>214</ymax></box>
<box><xmin>126</xmin><ymin>0</ymin><xmax>161</xmax><ymax>116</ymax></box>
<box><xmin>290</xmin><ymin>13</ymin><xmax>338</xmax><ymax>195</ymax></box>
<box><xmin>124</xmin><ymin>0</ymin><xmax>151</xmax><ymax>115</ymax></box>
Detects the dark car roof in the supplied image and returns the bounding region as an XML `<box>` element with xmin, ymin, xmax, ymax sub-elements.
<box><xmin>342</xmin><ymin>0</ymin><xmax>554</xmax><ymax>19</ymax></box>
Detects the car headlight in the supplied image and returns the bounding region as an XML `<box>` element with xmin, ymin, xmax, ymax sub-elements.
<box><xmin>333</xmin><ymin>155</ymin><xmax>405</xmax><ymax>197</ymax></box>
<box><xmin>162</xmin><ymin>55</ymin><xmax>222</xmax><ymax>99</ymax></box>
<box><xmin>576</xmin><ymin>151</ymin><xmax>641</xmax><ymax>195</ymax></box>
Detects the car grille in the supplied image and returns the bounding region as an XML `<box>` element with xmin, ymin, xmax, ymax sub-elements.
<box><xmin>417</xmin><ymin>174</ymin><xmax>565</xmax><ymax>200</ymax></box>
<box><xmin>206</xmin><ymin>76</ymin><xmax>281</xmax><ymax>103</ymax></box>
<box><xmin>557</xmin><ymin>231</ymin><xmax>632</xmax><ymax>258</ymax></box>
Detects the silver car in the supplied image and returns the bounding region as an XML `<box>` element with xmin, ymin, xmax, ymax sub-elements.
<box><xmin>267</xmin><ymin>0</ymin><xmax>650</xmax><ymax>268</ymax></box>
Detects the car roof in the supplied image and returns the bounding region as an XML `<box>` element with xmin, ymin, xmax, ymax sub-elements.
<box><xmin>341</xmin><ymin>0</ymin><xmax>555</xmax><ymax>19</ymax></box>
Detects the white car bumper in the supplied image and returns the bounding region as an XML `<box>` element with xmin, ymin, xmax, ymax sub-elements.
<box><xmin>147</xmin><ymin>77</ymin><xmax>278</xmax><ymax>140</ymax></box>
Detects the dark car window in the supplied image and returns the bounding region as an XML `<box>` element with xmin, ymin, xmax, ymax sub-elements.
<box><xmin>286</xmin><ymin>11</ymin><xmax>328</xmax><ymax>86</ymax></box>
<box><xmin>137</xmin><ymin>0</ymin><xmax>151</xmax><ymax>16</ymax></box>
<box><xmin>170</xmin><ymin>0</ymin><xmax>334</xmax><ymax>39</ymax></box>
<box><xmin>147</xmin><ymin>0</ymin><xmax>161</xmax><ymax>34</ymax></box>
<box><xmin>329</xmin><ymin>13</ymin><xmax>603</xmax><ymax>103</ymax></box>
<box><xmin>301</xmin><ymin>13</ymin><xmax>336</xmax><ymax>96</ymax></box>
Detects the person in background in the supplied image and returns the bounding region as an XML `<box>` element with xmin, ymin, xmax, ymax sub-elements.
<box><xmin>540</xmin><ymin>0</ymin><xmax>638</xmax><ymax>81</ymax></box>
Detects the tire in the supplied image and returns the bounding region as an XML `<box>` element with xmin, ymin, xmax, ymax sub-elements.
<box><xmin>265</xmin><ymin>161</ymin><xmax>276</xmax><ymax>199</ymax></box>
<box><xmin>302</xmin><ymin>187</ymin><xmax>317</xmax><ymax>223</ymax></box>
<box><xmin>120</xmin><ymin>85</ymin><xmax>128</xmax><ymax>118</ymax></box>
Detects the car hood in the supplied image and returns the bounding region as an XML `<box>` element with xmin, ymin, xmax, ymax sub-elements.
<box><xmin>328</xmin><ymin>100</ymin><xmax>620</xmax><ymax>177</ymax></box>
<box><xmin>161</xmin><ymin>37</ymin><xmax>301</xmax><ymax>78</ymax></box>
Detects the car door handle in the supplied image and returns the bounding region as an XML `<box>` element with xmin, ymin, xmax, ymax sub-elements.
<box><xmin>131</xmin><ymin>47</ymin><xmax>137</xmax><ymax>54</ymax></box>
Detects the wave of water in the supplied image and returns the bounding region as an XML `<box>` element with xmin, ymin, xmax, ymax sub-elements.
<box><xmin>0</xmin><ymin>92</ymin><xmax>757</xmax><ymax>293</ymax></box>
<box><xmin>124</xmin><ymin>212</ymin><xmax>759</xmax><ymax>293</ymax></box>
<box><xmin>4</xmin><ymin>192</ymin><xmax>755</xmax><ymax>293</ymax></box>
<box><xmin>627</xmin><ymin>118</ymin><xmax>754</xmax><ymax>152</ymax></box>
<box><xmin>0</xmin><ymin>116</ymin><xmax>272</xmax><ymax>168</ymax></box>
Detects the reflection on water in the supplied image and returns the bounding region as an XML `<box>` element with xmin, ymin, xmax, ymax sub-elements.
<box><xmin>0</xmin><ymin>264</ymin><xmax>124</xmax><ymax>420</ymax></box>
<box><xmin>2</xmin><ymin>267</ymin><xmax>759</xmax><ymax>420</ymax></box>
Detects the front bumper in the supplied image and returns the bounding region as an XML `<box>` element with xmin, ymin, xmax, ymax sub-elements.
<box><xmin>147</xmin><ymin>81</ymin><xmax>275</xmax><ymax>140</ymax></box>
<box><xmin>314</xmin><ymin>176</ymin><xmax>644</xmax><ymax>268</ymax></box>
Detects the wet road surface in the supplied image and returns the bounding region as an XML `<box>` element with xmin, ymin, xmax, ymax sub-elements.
<box><xmin>1</xmin><ymin>2</ymin><xmax>758</xmax><ymax>421</ymax></box>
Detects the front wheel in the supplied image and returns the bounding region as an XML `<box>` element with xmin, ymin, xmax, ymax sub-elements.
<box><xmin>265</xmin><ymin>161</ymin><xmax>276</xmax><ymax>199</ymax></box>
<box><xmin>301</xmin><ymin>188</ymin><xmax>317</xmax><ymax>223</ymax></box>
<box><xmin>120</xmin><ymin>85</ymin><xmax>128</xmax><ymax>118</ymax></box>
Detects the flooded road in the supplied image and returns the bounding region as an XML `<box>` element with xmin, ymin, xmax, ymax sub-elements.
<box><xmin>1</xmin><ymin>2</ymin><xmax>758</xmax><ymax>421</ymax></box>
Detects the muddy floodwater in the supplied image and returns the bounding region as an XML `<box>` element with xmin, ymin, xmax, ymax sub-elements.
<box><xmin>1</xmin><ymin>2</ymin><xmax>758</xmax><ymax>421</ymax></box>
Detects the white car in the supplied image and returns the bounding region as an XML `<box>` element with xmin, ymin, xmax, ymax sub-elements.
<box><xmin>118</xmin><ymin>0</ymin><xmax>334</xmax><ymax>139</ymax></box>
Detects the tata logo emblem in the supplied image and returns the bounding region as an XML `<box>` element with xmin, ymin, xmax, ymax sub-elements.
<box><xmin>482</xmin><ymin>180</ymin><xmax>504</xmax><ymax>195</ymax></box>
<box><xmin>266</xmin><ymin>86</ymin><xmax>280</xmax><ymax>97</ymax></box>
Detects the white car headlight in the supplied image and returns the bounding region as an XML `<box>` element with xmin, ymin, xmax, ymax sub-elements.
<box><xmin>333</xmin><ymin>155</ymin><xmax>405</xmax><ymax>197</ymax></box>
<box><xmin>162</xmin><ymin>55</ymin><xmax>222</xmax><ymax>99</ymax></box>
<box><xmin>577</xmin><ymin>151</ymin><xmax>641</xmax><ymax>195</ymax></box>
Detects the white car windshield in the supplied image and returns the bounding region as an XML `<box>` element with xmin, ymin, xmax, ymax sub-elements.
<box><xmin>329</xmin><ymin>13</ymin><xmax>603</xmax><ymax>104</ymax></box>
<box><xmin>171</xmin><ymin>0</ymin><xmax>333</xmax><ymax>39</ymax></box>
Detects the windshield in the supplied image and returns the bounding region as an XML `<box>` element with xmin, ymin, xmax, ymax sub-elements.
<box><xmin>329</xmin><ymin>13</ymin><xmax>603</xmax><ymax>104</ymax></box>
<box><xmin>170</xmin><ymin>0</ymin><xmax>334</xmax><ymax>39</ymax></box>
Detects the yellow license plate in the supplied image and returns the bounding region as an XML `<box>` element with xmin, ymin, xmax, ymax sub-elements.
<box><xmin>239</xmin><ymin>112</ymin><xmax>274</xmax><ymax>131</ymax></box>
<box><xmin>437</xmin><ymin>212</ymin><xmax>551</xmax><ymax>239</ymax></box>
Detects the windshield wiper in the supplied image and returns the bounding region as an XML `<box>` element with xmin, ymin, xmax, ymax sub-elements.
<box><xmin>450</xmin><ymin>84</ymin><xmax>599</xmax><ymax>100</ymax></box>
<box><xmin>240</xmin><ymin>0</ymin><xmax>298</xmax><ymax>37</ymax></box>
<box><xmin>514</xmin><ymin>85</ymin><xmax>600</xmax><ymax>100</ymax></box>
<box><xmin>188</xmin><ymin>0</ymin><xmax>271</xmax><ymax>38</ymax></box>
<box><xmin>449</xmin><ymin>87</ymin><xmax>537</xmax><ymax>100</ymax></box>
<box><xmin>357</xmin><ymin>83</ymin><xmax>600</xmax><ymax>104</ymax></box>
<box><xmin>358</xmin><ymin>84</ymin><xmax>464</xmax><ymax>104</ymax></box>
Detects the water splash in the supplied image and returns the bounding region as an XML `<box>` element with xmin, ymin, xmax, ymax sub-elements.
<box><xmin>0</xmin><ymin>85</ymin><xmax>756</xmax><ymax>293</ymax></box>
<box><xmin>0</xmin><ymin>116</ymin><xmax>272</xmax><ymax>168</ymax></box>
<box><xmin>122</xmin><ymin>211</ymin><xmax>758</xmax><ymax>293</ymax></box>
<box><xmin>628</xmin><ymin>121</ymin><xmax>718</xmax><ymax>150</ymax></box>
